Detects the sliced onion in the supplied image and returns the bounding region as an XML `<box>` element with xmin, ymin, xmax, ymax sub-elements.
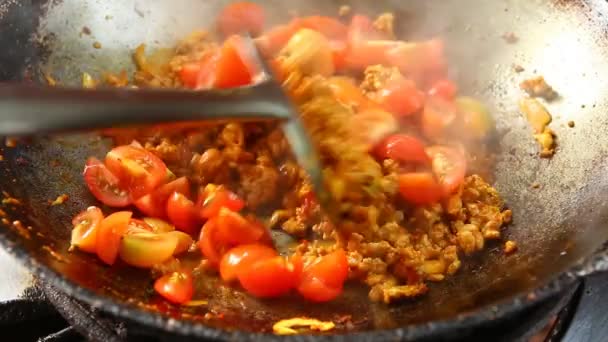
<box><xmin>119</xmin><ymin>232</ymin><xmax>178</xmax><ymax>268</ymax></box>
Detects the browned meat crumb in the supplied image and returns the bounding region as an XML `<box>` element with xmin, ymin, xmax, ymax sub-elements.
<box><xmin>531</xmin><ymin>182</ymin><xmax>541</xmax><ymax>189</ymax></box>
<box><xmin>512</xmin><ymin>64</ymin><xmax>525</xmax><ymax>73</ymax></box>
<box><xmin>360</xmin><ymin>65</ymin><xmax>402</xmax><ymax>94</ymax></box>
<box><xmin>504</xmin><ymin>240</ymin><xmax>518</xmax><ymax>254</ymax></box>
<box><xmin>0</xmin><ymin>154</ymin><xmax>3</xmax><ymax>161</ymax></box>
<box><xmin>520</xmin><ymin>76</ymin><xmax>558</xmax><ymax>101</ymax></box>
<box><xmin>502</xmin><ymin>32</ymin><xmax>519</xmax><ymax>43</ymax></box>
<box><xmin>50</xmin><ymin>194</ymin><xmax>69</xmax><ymax>206</ymax></box>
<box><xmin>373</xmin><ymin>13</ymin><xmax>395</xmax><ymax>39</ymax></box>
<box><xmin>519</xmin><ymin>97</ymin><xmax>552</xmax><ymax>133</ymax></box>
<box><xmin>535</xmin><ymin>128</ymin><xmax>556</xmax><ymax>158</ymax></box>
<box><xmin>338</xmin><ymin>5</ymin><xmax>351</xmax><ymax>17</ymax></box>
<box><xmin>2</xmin><ymin>195</ymin><xmax>21</xmax><ymax>206</ymax></box>
<box><xmin>567</xmin><ymin>120</ymin><xmax>575</xmax><ymax>128</ymax></box>
<box><xmin>93</xmin><ymin>41</ymin><xmax>102</xmax><ymax>49</ymax></box>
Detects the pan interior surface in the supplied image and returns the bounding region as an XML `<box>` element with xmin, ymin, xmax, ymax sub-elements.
<box><xmin>1</xmin><ymin>0</ymin><xmax>608</xmax><ymax>335</ymax></box>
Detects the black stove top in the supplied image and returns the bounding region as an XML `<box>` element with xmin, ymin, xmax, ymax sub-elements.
<box><xmin>1</xmin><ymin>248</ymin><xmax>607</xmax><ymax>342</ymax></box>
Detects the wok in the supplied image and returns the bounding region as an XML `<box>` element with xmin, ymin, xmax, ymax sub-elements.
<box><xmin>1</xmin><ymin>0</ymin><xmax>608</xmax><ymax>340</ymax></box>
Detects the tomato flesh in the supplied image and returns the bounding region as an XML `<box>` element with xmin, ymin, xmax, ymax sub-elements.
<box><xmin>83</xmin><ymin>157</ymin><xmax>131</xmax><ymax>207</ymax></box>
<box><xmin>215</xmin><ymin>208</ymin><xmax>266</xmax><ymax>246</ymax></box>
<box><xmin>199</xmin><ymin>218</ymin><xmax>224</xmax><ymax>265</ymax></box>
<box><xmin>375</xmin><ymin>134</ymin><xmax>429</xmax><ymax>164</ymax></box>
<box><xmin>214</xmin><ymin>35</ymin><xmax>258</xmax><ymax>88</ymax></box>
<box><xmin>421</xmin><ymin>97</ymin><xmax>458</xmax><ymax>141</ymax></box>
<box><xmin>166</xmin><ymin>192</ymin><xmax>200</xmax><ymax>234</ymax></box>
<box><xmin>238</xmin><ymin>256</ymin><xmax>301</xmax><ymax>298</ymax></box>
<box><xmin>154</xmin><ymin>270</ymin><xmax>194</xmax><ymax>305</ymax></box>
<box><xmin>179</xmin><ymin>54</ymin><xmax>218</xmax><ymax>89</ymax></box>
<box><xmin>297</xmin><ymin>276</ymin><xmax>343</xmax><ymax>302</ymax></box>
<box><xmin>219</xmin><ymin>244</ymin><xmax>277</xmax><ymax>282</ymax></box>
<box><xmin>398</xmin><ymin>172</ymin><xmax>443</xmax><ymax>205</ymax></box>
<box><xmin>96</xmin><ymin>211</ymin><xmax>132</xmax><ymax>265</ymax></box>
<box><xmin>428</xmin><ymin>79</ymin><xmax>457</xmax><ymax>100</ymax></box>
<box><xmin>135</xmin><ymin>177</ymin><xmax>190</xmax><ymax>218</ymax></box>
<box><xmin>375</xmin><ymin>78</ymin><xmax>425</xmax><ymax>117</ymax></box>
<box><xmin>105</xmin><ymin>145</ymin><xmax>167</xmax><ymax>200</ymax></box>
<box><xmin>297</xmin><ymin>249</ymin><xmax>348</xmax><ymax>302</ymax></box>
<box><xmin>197</xmin><ymin>185</ymin><xmax>245</xmax><ymax>219</ymax></box>
<box><xmin>217</xmin><ymin>2</ymin><xmax>265</xmax><ymax>37</ymax></box>
<box><xmin>70</xmin><ymin>206</ymin><xmax>104</xmax><ymax>253</ymax></box>
<box><xmin>426</xmin><ymin>146</ymin><xmax>467</xmax><ymax>196</ymax></box>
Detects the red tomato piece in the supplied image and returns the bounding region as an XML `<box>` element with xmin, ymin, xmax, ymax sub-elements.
<box><xmin>385</xmin><ymin>39</ymin><xmax>447</xmax><ymax>83</ymax></box>
<box><xmin>134</xmin><ymin>177</ymin><xmax>190</xmax><ymax>218</ymax></box>
<box><xmin>428</xmin><ymin>79</ymin><xmax>457</xmax><ymax>100</ymax></box>
<box><xmin>217</xmin><ymin>2</ymin><xmax>265</xmax><ymax>37</ymax></box>
<box><xmin>238</xmin><ymin>256</ymin><xmax>302</xmax><ymax>298</ymax></box>
<box><xmin>295</xmin><ymin>16</ymin><xmax>348</xmax><ymax>40</ymax></box>
<box><xmin>330</xmin><ymin>40</ymin><xmax>348</xmax><ymax>71</ymax></box>
<box><xmin>398</xmin><ymin>172</ymin><xmax>443</xmax><ymax>205</ymax></box>
<box><xmin>219</xmin><ymin>244</ymin><xmax>277</xmax><ymax>282</ymax></box>
<box><xmin>374</xmin><ymin>134</ymin><xmax>429</xmax><ymax>164</ymax></box>
<box><xmin>375</xmin><ymin>78</ymin><xmax>425</xmax><ymax>117</ymax></box>
<box><xmin>343</xmin><ymin>15</ymin><xmax>396</xmax><ymax>70</ymax></box>
<box><xmin>199</xmin><ymin>218</ymin><xmax>224</xmax><ymax>265</ymax></box>
<box><xmin>127</xmin><ymin>218</ymin><xmax>153</xmax><ymax>233</ymax></box>
<box><xmin>104</xmin><ymin>145</ymin><xmax>168</xmax><ymax>200</ymax></box>
<box><xmin>96</xmin><ymin>211</ymin><xmax>132</xmax><ymax>265</ymax></box>
<box><xmin>215</xmin><ymin>208</ymin><xmax>266</xmax><ymax>245</ymax></box>
<box><xmin>70</xmin><ymin>206</ymin><xmax>104</xmax><ymax>253</ymax></box>
<box><xmin>178</xmin><ymin>53</ymin><xmax>218</xmax><ymax>89</ymax></box>
<box><xmin>297</xmin><ymin>276</ymin><xmax>343</xmax><ymax>303</ymax></box>
<box><xmin>197</xmin><ymin>185</ymin><xmax>245</xmax><ymax>219</ymax></box>
<box><xmin>83</xmin><ymin>157</ymin><xmax>131</xmax><ymax>207</ymax></box>
<box><xmin>426</xmin><ymin>146</ymin><xmax>467</xmax><ymax>196</ymax></box>
<box><xmin>154</xmin><ymin>270</ymin><xmax>194</xmax><ymax>305</ymax></box>
<box><xmin>301</xmin><ymin>249</ymin><xmax>348</xmax><ymax>289</ymax></box>
<box><xmin>166</xmin><ymin>192</ymin><xmax>199</xmax><ymax>235</ymax></box>
<box><xmin>421</xmin><ymin>97</ymin><xmax>458</xmax><ymax>141</ymax></box>
<box><xmin>254</xmin><ymin>22</ymin><xmax>300</xmax><ymax>57</ymax></box>
<box><xmin>214</xmin><ymin>35</ymin><xmax>258</xmax><ymax>89</ymax></box>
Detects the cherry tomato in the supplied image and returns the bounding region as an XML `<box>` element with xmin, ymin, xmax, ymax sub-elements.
<box><xmin>166</xmin><ymin>192</ymin><xmax>199</xmax><ymax>234</ymax></box>
<box><xmin>178</xmin><ymin>53</ymin><xmax>218</xmax><ymax>89</ymax></box>
<box><xmin>421</xmin><ymin>97</ymin><xmax>458</xmax><ymax>141</ymax></box>
<box><xmin>219</xmin><ymin>244</ymin><xmax>277</xmax><ymax>282</ymax></box>
<box><xmin>197</xmin><ymin>185</ymin><xmax>245</xmax><ymax>219</ymax></box>
<box><xmin>295</xmin><ymin>16</ymin><xmax>348</xmax><ymax>40</ymax></box>
<box><xmin>386</xmin><ymin>39</ymin><xmax>447</xmax><ymax>83</ymax></box>
<box><xmin>96</xmin><ymin>211</ymin><xmax>132</xmax><ymax>265</ymax></box>
<box><xmin>105</xmin><ymin>145</ymin><xmax>168</xmax><ymax>199</ymax></box>
<box><xmin>398</xmin><ymin>172</ymin><xmax>443</xmax><ymax>205</ymax></box>
<box><xmin>375</xmin><ymin>78</ymin><xmax>425</xmax><ymax>117</ymax></box>
<box><xmin>83</xmin><ymin>157</ymin><xmax>131</xmax><ymax>207</ymax></box>
<box><xmin>127</xmin><ymin>218</ymin><xmax>153</xmax><ymax>233</ymax></box>
<box><xmin>300</xmin><ymin>249</ymin><xmax>348</xmax><ymax>289</ymax></box>
<box><xmin>297</xmin><ymin>276</ymin><xmax>343</xmax><ymax>303</ymax></box>
<box><xmin>426</xmin><ymin>146</ymin><xmax>467</xmax><ymax>196</ymax></box>
<box><xmin>154</xmin><ymin>270</ymin><xmax>194</xmax><ymax>305</ymax></box>
<box><xmin>214</xmin><ymin>35</ymin><xmax>258</xmax><ymax>89</ymax></box>
<box><xmin>374</xmin><ymin>134</ymin><xmax>429</xmax><ymax>164</ymax></box>
<box><xmin>343</xmin><ymin>15</ymin><xmax>396</xmax><ymax>70</ymax></box>
<box><xmin>238</xmin><ymin>256</ymin><xmax>302</xmax><ymax>298</ymax></box>
<box><xmin>330</xmin><ymin>40</ymin><xmax>348</xmax><ymax>71</ymax></box>
<box><xmin>217</xmin><ymin>2</ymin><xmax>265</xmax><ymax>37</ymax></box>
<box><xmin>255</xmin><ymin>22</ymin><xmax>300</xmax><ymax>57</ymax></box>
<box><xmin>134</xmin><ymin>177</ymin><xmax>190</xmax><ymax>218</ymax></box>
<box><xmin>198</xmin><ymin>218</ymin><xmax>224</xmax><ymax>265</ymax></box>
<box><xmin>70</xmin><ymin>206</ymin><xmax>104</xmax><ymax>253</ymax></box>
<box><xmin>428</xmin><ymin>79</ymin><xmax>457</xmax><ymax>100</ymax></box>
<box><xmin>216</xmin><ymin>208</ymin><xmax>267</xmax><ymax>246</ymax></box>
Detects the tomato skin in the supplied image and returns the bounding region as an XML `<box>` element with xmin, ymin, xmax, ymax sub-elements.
<box><xmin>96</xmin><ymin>211</ymin><xmax>132</xmax><ymax>265</ymax></box>
<box><xmin>375</xmin><ymin>134</ymin><xmax>429</xmax><ymax>164</ymax></box>
<box><xmin>426</xmin><ymin>146</ymin><xmax>467</xmax><ymax>196</ymax></box>
<box><xmin>197</xmin><ymin>185</ymin><xmax>245</xmax><ymax>219</ymax></box>
<box><xmin>297</xmin><ymin>276</ymin><xmax>343</xmax><ymax>302</ymax></box>
<box><xmin>166</xmin><ymin>192</ymin><xmax>199</xmax><ymax>235</ymax></box>
<box><xmin>104</xmin><ymin>145</ymin><xmax>168</xmax><ymax>200</ymax></box>
<box><xmin>398</xmin><ymin>172</ymin><xmax>443</xmax><ymax>205</ymax></box>
<box><xmin>421</xmin><ymin>97</ymin><xmax>458</xmax><ymax>141</ymax></box>
<box><xmin>154</xmin><ymin>270</ymin><xmax>194</xmax><ymax>305</ymax></box>
<box><xmin>255</xmin><ymin>23</ymin><xmax>300</xmax><ymax>57</ymax></box>
<box><xmin>216</xmin><ymin>208</ymin><xmax>266</xmax><ymax>246</ymax></box>
<box><xmin>238</xmin><ymin>256</ymin><xmax>302</xmax><ymax>298</ymax></box>
<box><xmin>83</xmin><ymin>157</ymin><xmax>131</xmax><ymax>208</ymax></box>
<box><xmin>301</xmin><ymin>249</ymin><xmax>348</xmax><ymax>288</ymax></box>
<box><xmin>198</xmin><ymin>218</ymin><xmax>223</xmax><ymax>265</ymax></box>
<box><xmin>375</xmin><ymin>78</ymin><xmax>425</xmax><ymax>117</ymax></box>
<box><xmin>217</xmin><ymin>2</ymin><xmax>265</xmax><ymax>37</ymax></box>
<box><xmin>295</xmin><ymin>16</ymin><xmax>348</xmax><ymax>40</ymax></box>
<box><xmin>135</xmin><ymin>177</ymin><xmax>190</xmax><ymax>218</ymax></box>
<box><xmin>343</xmin><ymin>15</ymin><xmax>395</xmax><ymax>70</ymax></box>
<box><xmin>179</xmin><ymin>54</ymin><xmax>218</xmax><ymax>89</ymax></box>
<box><xmin>428</xmin><ymin>79</ymin><xmax>457</xmax><ymax>100</ymax></box>
<box><xmin>214</xmin><ymin>35</ymin><xmax>258</xmax><ymax>89</ymax></box>
<box><xmin>219</xmin><ymin>244</ymin><xmax>277</xmax><ymax>282</ymax></box>
<box><xmin>70</xmin><ymin>206</ymin><xmax>104</xmax><ymax>253</ymax></box>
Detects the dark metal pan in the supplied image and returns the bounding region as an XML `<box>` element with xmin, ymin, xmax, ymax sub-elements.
<box><xmin>1</xmin><ymin>0</ymin><xmax>608</xmax><ymax>340</ymax></box>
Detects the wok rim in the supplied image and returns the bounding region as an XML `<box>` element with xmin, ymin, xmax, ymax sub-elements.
<box><xmin>0</xmin><ymin>224</ymin><xmax>593</xmax><ymax>341</ymax></box>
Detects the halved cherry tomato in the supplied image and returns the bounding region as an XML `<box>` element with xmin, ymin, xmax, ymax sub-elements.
<box><xmin>295</xmin><ymin>16</ymin><xmax>348</xmax><ymax>40</ymax></box>
<box><xmin>215</xmin><ymin>208</ymin><xmax>266</xmax><ymax>245</ymax></box>
<box><xmin>343</xmin><ymin>15</ymin><xmax>396</xmax><ymax>70</ymax></box>
<box><xmin>198</xmin><ymin>218</ymin><xmax>224</xmax><ymax>264</ymax></box>
<box><xmin>297</xmin><ymin>276</ymin><xmax>343</xmax><ymax>303</ymax></box>
<box><xmin>119</xmin><ymin>231</ymin><xmax>178</xmax><ymax>268</ymax></box>
<box><xmin>197</xmin><ymin>185</ymin><xmax>245</xmax><ymax>219</ymax></box>
<box><xmin>426</xmin><ymin>146</ymin><xmax>467</xmax><ymax>196</ymax></box>
<box><xmin>330</xmin><ymin>40</ymin><xmax>348</xmax><ymax>71</ymax></box>
<box><xmin>83</xmin><ymin>157</ymin><xmax>131</xmax><ymax>207</ymax></box>
<box><xmin>255</xmin><ymin>23</ymin><xmax>300</xmax><ymax>57</ymax></box>
<box><xmin>219</xmin><ymin>244</ymin><xmax>277</xmax><ymax>282</ymax></box>
<box><xmin>154</xmin><ymin>270</ymin><xmax>194</xmax><ymax>305</ymax></box>
<box><xmin>238</xmin><ymin>255</ymin><xmax>302</xmax><ymax>298</ymax></box>
<box><xmin>421</xmin><ymin>97</ymin><xmax>458</xmax><ymax>141</ymax></box>
<box><xmin>386</xmin><ymin>39</ymin><xmax>447</xmax><ymax>83</ymax></box>
<box><xmin>214</xmin><ymin>35</ymin><xmax>258</xmax><ymax>89</ymax></box>
<box><xmin>166</xmin><ymin>192</ymin><xmax>199</xmax><ymax>235</ymax></box>
<box><xmin>70</xmin><ymin>206</ymin><xmax>104</xmax><ymax>253</ymax></box>
<box><xmin>105</xmin><ymin>145</ymin><xmax>167</xmax><ymax>200</ymax></box>
<box><xmin>127</xmin><ymin>218</ymin><xmax>152</xmax><ymax>232</ymax></box>
<box><xmin>178</xmin><ymin>53</ymin><xmax>218</xmax><ymax>89</ymax></box>
<box><xmin>96</xmin><ymin>211</ymin><xmax>132</xmax><ymax>265</ymax></box>
<box><xmin>217</xmin><ymin>2</ymin><xmax>265</xmax><ymax>37</ymax></box>
<box><xmin>375</xmin><ymin>78</ymin><xmax>425</xmax><ymax>117</ymax></box>
<box><xmin>135</xmin><ymin>177</ymin><xmax>190</xmax><ymax>218</ymax></box>
<box><xmin>300</xmin><ymin>249</ymin><xmax>348</xmax><ymax>289</ymax></box>
<box><xmin>374</xmin><ymin>134</ymin><xmax>429</xmax><ymax>164</ymax></box>
<box><xmin>428</xmin><ymin>79</ymin><xmax>457</xmax><ymax>100</ymax></box>
<box><xmin>398</xmin><ymin>172</ymin><xmax>443</xmax><ymax>205</ymax></box>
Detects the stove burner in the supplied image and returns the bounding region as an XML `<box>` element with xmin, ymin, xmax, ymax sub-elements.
<box><xmin>0</xmin><ymin>275</ymin><xmax>606</xmax><ymax>342</ymax></box>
